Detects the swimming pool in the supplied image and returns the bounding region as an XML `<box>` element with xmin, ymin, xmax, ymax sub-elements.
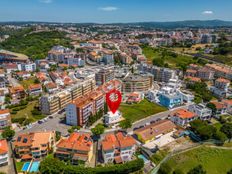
<box><xmin>29</xmin><ymin>161</ymin><xmax>40</xmax><ymax>172</ymax></box>
<box><xmin>21</xmin><ymin>162</ymin><xmax>30</xmax><ymax>172</ymax></box>
<box><xmin>138</xmin><ymin>154</ymin><xmax>150</xmax><ymax>164</ymax></box>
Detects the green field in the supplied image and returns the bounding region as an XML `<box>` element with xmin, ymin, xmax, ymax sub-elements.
<box><xmin>161</xmin><ymin>146</ymin><xmax>232</xmax><ymax>174</ymax></box>
<box><xmin>142</xmin><ymin>45</ymin><xmax>196</xmax><ymax>68</ymax></box>
<box><xmin>19</xmin><ymin>77</ymin><xmax>36</xmax><ymax>89</ymax></box>
<box><xmin>16</xmin><ymin>161</ymin><xmax>24</xmax><ymax>173</ymax></box>
<box><xmin>119</xmin><ymin>99</ymin><xmax>167</xmax><ymax>123</ymax></box>
<box><xmin>11</xmin><ymin>101</ymin><xmax>45</xmax><ymax>125</ymax></box>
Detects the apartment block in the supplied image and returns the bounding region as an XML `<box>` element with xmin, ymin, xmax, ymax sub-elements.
<box><xmin>55</xmin><ymin>132</ymin><xmax>93</xmax><ymax>164</ymax></box>
<box><xmin>13</xmin><ymin>131</ymin><xmax>56</xmax><ymax>161</ymax></box>
<box><xmin>95</xmin><ymin>67</ymin><xmax>115</xmax><ymax>86</ymax></box>
<box><xmin>66</xmin><ymin>90</ymin><xmax>104</xmax><ymax>126</ymax></box>
<box><xmin>122</xmin><ymin>74</ymin><xmax>153</xmax><ymax>93</ymax></box>
<box><xmin>40</xmin><ymin>79</ymin><xmax>95</xmax><ymax>115</ymax></box>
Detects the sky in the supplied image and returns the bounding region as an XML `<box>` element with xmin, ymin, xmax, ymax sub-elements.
<box><xmin>0</xmin><ymin>0</ymin><xmax>232</xmax><ymax>23</ymax></box>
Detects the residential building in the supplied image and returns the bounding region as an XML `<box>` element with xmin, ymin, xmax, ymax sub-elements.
<box><xmin>9</xmin><ymin>85</ymin><xmax>26</xmax><ymax>103</ymax></box>
<box><xmin>188</xmin><ymin>104</ymin><xmax>212</xmax><ymax>120</ymax></box>
<box><xmin>0</xmin><ymin>77</ymin><xmax>8</xmax><ymax>88</ymax></box>
<box><xmin>0</xmin><ymin>110</ymin><xmax>11</xmax><ymax>129</ymax></box>
<box><xmin>197</xmin><ymin>67</ymin><xmax>214</xmax><ymax>80</ymax></box>
<box><xmin>171</xmin><ymin>109</ymin><xmax>197</xmax><ymax>126</ymax></box>
<box><xmin>159</xmin><ymin>93</ymin><xmax>183</xmax><ymax>109</ymax></box>
<box><xmin>95</xmin><ymin>67</ymin><xmax>115</xmax><ymax>86</ymax></box>
<box><xmin>122</xmin><ymin>74</ymin><xmax>153</xmax><ymax>93</ymax></box>
<box><xmin>222</xmin><ymin>99</ymin><xmax>232</xmax><ymax>114</ymax></box>
<box><xmin>104</xmin><ymin>111</ymin><xmax>124</xmax><ymax>126</ymax></box>
<box><xmin>210</xmin><ymin>101</ymin><xmax>227</xmax><ymax>117</ymax></box>
<box><xmin>205</xmin><ymin>63</ymin><xmax>232</xmax><ymax>80</ymax></box>
<box><xmin>17</xmin><ymin>62</ymin><xmax>36</xmax><ymax>72</ymax></box>
<box><xmin>134</xmin><ymin>120</ymin><xmax>176</xmax><ymax>144</ymax></box>
<box><xmin>13</xmin><ymin>131</ymin><xmax>56</xmax><ymax>161</ymax></box>
<box><xmin>101</xmin><ymin>132</ymin><xmax>136</xmax><ymax>164</ymax></box>
<box><xmin>28</xmin><ymin>84</ymin><xmax>42</xmax><ymax>96</ymax></box>
<box><xmin>40</xmin><ymin>79</ymin><xmax>95</xmax><ymax>115</ymax></box>
<box><xmin>0</xmin><ymin>139</ymin><xmax>8</xmax><ymax>166</ymax></box>
<box><xmin>66</xmin><ymin>90</ymin><xmax>104</xmax><ymax>126</ymax></box>
<box><xmin>210</xmin><ymin>78</ymin><xmax>230</xmax><ymax>98</ymax></box>
<box><xmin>55</xmin><ymin>132</ymin><xmax>93</xmax><ymax>164</ymax></box>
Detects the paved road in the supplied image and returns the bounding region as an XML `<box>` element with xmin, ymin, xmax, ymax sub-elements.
<box><xmin>128</xmin><ymin>104</ymin><xmax>191</xmax><ymax>133</ymax></box>
<box><xmin>15</xmin><ymin>113</ymin><xmax>71</xmax><ymax>137</ymax></box>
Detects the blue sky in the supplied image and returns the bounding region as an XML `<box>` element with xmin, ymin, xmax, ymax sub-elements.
<box><xmin>0</xmin><ymin>0</ymin><xmax>231</xmax><ymax>23</ymax></box>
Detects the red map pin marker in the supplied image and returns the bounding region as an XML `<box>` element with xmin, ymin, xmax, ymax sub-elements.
<box><xmin>106</xmin><ymin>89</ymin><xmax>122</xmax><ymax>114</ymax></box>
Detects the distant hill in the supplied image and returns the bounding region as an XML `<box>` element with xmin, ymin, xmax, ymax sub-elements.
<box><xmin>121</xmin><ymin>20</ymin><xmax>232</xmax><ymax>28</ymax></box>
<box><xmin>1</xmin><ymin>20</ymin><xmax>232</xmax><ymax>28</ymax></box>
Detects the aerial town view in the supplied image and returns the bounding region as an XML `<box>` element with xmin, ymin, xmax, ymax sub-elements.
<box><xmin>0</xmin><ymin>0</ymin><xmax>232</xmax><ymax>174</ymax></box>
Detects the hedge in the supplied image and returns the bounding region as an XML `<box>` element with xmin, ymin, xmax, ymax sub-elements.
<box><xmin>39</xmin><ymin>157</ymin><xmax>144</xmax><ymax>174</ymax></box>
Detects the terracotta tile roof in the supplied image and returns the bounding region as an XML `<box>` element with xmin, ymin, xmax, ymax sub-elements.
<box><xmin>134</xmin><ymin>120</ymin><xmax>176</xmax><ymax>142</ymax></box>
<box><xmin>56</xmin><ymin>132</ymin><xmax>92</xmax><ymax>152</ymax></box>
<box><xmin>45</xmin><ymin>82</ymin><xmax>57</xmax><ymax>89</ymax></box>
<box><xmin>223</xmin><ymin>99</ymin><xmax>232</xmax><ymax>105</ymax></box>
<box><xmin>0</xmin><ymin>109</ymin><xmax>10</xmax><ymax>115</ymax></box>
<box><xmin>101</xmin><ymin>132</ymin><xmax>135</xmax><ymax>151</ymax></box>
<box><xmin>10</xmin><ymin>85</ymin><xmax>25</xmax><ymax>94</ymax></box>
<box><xmin>211</xmin><ymin>101</ymin><xmax>226</xmax><ymax>109</ymax></box>
<box><xmin>216</xmin><ymin>78</ymin><xmax>230</xmax><ymax>84</ymax></box>
<box><xmin>0</xmin><ymin>139</ymin><xmax>8</xmax><ymax>155</ymax></box>
<box><xmin>21</xmin><ymin>154</ymin><xmax>32</xmax><ymax>160</ymax></box>
<box><xmin>28</xmin><ymin>84</ymin><xmax>42</xmax><ymax>90</ymax></box>
<box><xmin>185</xmin><ymin>76</ymin><xmax>201</xmax><ymax>82</ymax></box>
<box><xmin>173</xmin><ymin>109</ymin><xmax>196</xmax><ymax>119</ymax></box>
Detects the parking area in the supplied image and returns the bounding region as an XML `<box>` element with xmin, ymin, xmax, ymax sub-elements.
<box><xmin>16</xmin><ymin>113</ymin><xmax>71</xmax><ymax>136</ymax></box>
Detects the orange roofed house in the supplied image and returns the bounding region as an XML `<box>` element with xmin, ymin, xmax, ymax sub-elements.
<box><xmin>101</xmin><ymin>132</ymin><xmax>136</xmax><ymax>164</ymax></box>
<box><xmin>28</xmin><ymin>84</ymin><xmax>42</xmax><ymax>96</ymax></box>
<box><xmin>55</xmin><ymin>132</ymin><xmax>93</xmax><ymax>165</ymax></box>
<box><xmin>0</xmin><ymin>139</ymin><xmax>8</xmax><ymax>166</ymax></box>
<box><xmin>66</xmin><ymin>90</ymin><xmax>104</xmax><ymax>127</ymax></box>
<box><xmin>170</xmin><ymin>109</ymin><xmax>197</xmax><ymax>127</ymax></box>
<box><xmin>13</xmin><ymin>131</ymin><xmax>55</xmax><ymax>161</ymax></box>
<box><xmin>9</xmin><ymin>85</ymin><xmax>26</xmax><ymax>104</ymax></box>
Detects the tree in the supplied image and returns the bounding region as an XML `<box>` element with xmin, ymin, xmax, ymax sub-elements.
<box><xmin>34</xmin><ymin>78</ymin><xmax>40</xmax><ymax>84</ymax></box>
<box><xmin>158</xmin><ymin>163</ymin><xmax>172</xmax><ymax>174</ymax></box>
<box><xmin>221</xmin><ymin>123</ymin><xmax>232</xmax><ymax>141</ymax></box>
<box><xmin>91</xmin><ymin>124</ymin><xmax>105</xmax><ymax>136</ymax></box>
<box><xmin>39</xmin><ymin>156</ymin><xmax>65</xmax><ymax>174</ymax></box>
<box><xmin>187</xmin><ymin>165</ymin><xmax>206</xmax><ymax>174</ymax></box>
<box><xmin>213</xmin><ymin>131</ymin><xmax>227</xmax><ymax>145</ymax></box>
<box><xmin>2</xmin><ymin>127</ymin><xmax>15</xmax><ymax>140</ymax></box>
<box><xmin>206</xmin><ymin>103</ymin><xmax>217</xmax><ymax>115</ymax></box>
<box><xmin>120</xmin><ymin>119</ymin><xmax>132</xmax><ymax>129</ymax></box>
<box><xmin>227</xmin><ymin>169</ymin><xmax>232</xmax><ymax>174</ymax></box>
<box><xmin>68</xmin><ymin>126</ymin><xmax>81</xmax><ymax>133</ymax></box>
<box><xmin>104</xmin><ymin>102</ymin><xmax>108</xmax><ymax>114</ymax></box>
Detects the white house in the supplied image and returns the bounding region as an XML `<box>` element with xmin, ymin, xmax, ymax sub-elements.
<box><xmin>104</xmin><ymin>111</ymin><xmax>124</xmax><ymax>126</ymax></box>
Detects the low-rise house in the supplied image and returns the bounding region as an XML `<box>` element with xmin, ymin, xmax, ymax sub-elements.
<box><xmin>0</xmin><ymin>139</ymin><xmax>8</xmax><ymax>166</ymax></box>
<box><xmin>159</xmin><ymin>93</ymin><xmax>183</xmax><ymax>109</ymax></box>
<box><xmin>9</xmin><ymin>85</ymin><xmax>26</xmax><ymax>103</ymax></box>
<box><xmin>28</xmin><ymin>84</ymin><xmax>42</xmax><ymax>96</ymax></box>
<box><xmin>55</xmin><ymin>132</ymin><xmax>93</xmax><ymax>164</ymax></box>
<box><xmin>0</xmin><ymin>109</ymin><xmax>11</xmax><ymax>129</ymax></box>
<box><xmin>210</xmin><ymin>101</ymin><xmax>227</xmax><ymax>117</ymax></box>
<box><xmin>104</xmin><ymin>111</ymin><xmax>124</xmax><ymax>127</ymax></box>
<box><xmin>45</xmin><ymin>82</ymin><xmax>59</xmax><ymax>94</ymax></box>
<box><xmin>197</xmin><ymin>67</ymin><xmax>214</xmax><ymax>80</ymax></box>
<box><xmin>101</xmin><ymin>132</ymin><xmax>136</xmax><ymax>164</ymax></box>
<box><xmin>0</xmin><ymin>77</ymin><xmax>8</xmax><ymax>88</ymax></box>
<box><xmin>171</xmin><ymin>109</ymin><xmax>197</xmax><ymax>126</ymax></box>
<box><xmin>134</xmin><ymin>120</ymin><xmax>176</xmax><ymax>144</ymax></box>
<box><xmin>188</xmin><ymin>104</ymin><xmax>212</xmax><ymax>120</ymax></box>
<box><xmin>126</xmin><ymin>92</ymin><xmax>142</xmax><ymax>104</ymax></box>
<box><xmin>185</xmin><ymin>76</ymin><xmax>201</xmax><ymax>84</ymax></box>
<box><xmin>222</xmin><ymin>99</ymin><xmax>232</xmax><ymax>114</ymax></box>
<box><xmin>210</xmin><ymin>78</ymin><xmax>230</xmax><ymax>98</ymax></box>
<box><xmin>15</xmin><ymin>71</ymin><xmax>31</xmax><ymax>80</ymax></box>
<box><xmin>13</xmin><ymin>131</ymin><xmax>56</xmax><ymax>161</ymax></box>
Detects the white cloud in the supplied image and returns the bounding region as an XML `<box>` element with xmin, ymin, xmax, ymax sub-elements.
<box><xmin>202</xmin><ymin>10</ymin><xmax>214</xmax><ymax>15</ymax></box>
<box><xmin>99</xmin><ymin>6</ymin><xmax>118</xmax><ymax>12</ymax></box>
<box><xmin>39</xmin><ymin>0</ymin><xmax>53</xmax><ymax>4</ymax></box>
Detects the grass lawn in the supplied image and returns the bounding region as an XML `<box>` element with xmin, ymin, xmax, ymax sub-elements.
<box><xmin>142</xmin><ymin>45</ymin><xmax>196</xmax><ymax>68</ymax></box>
<box><xmin>19</xmin><ymin>77</ymin><xmax>36</xmax><ymax>89</ymax></box>
<box><xmin>162</xmin><ymin>146</ymin><xmax>232</xmax><ymax>174</ymax></box>
<box><xmin>16</xmin><ymin>161</ymin><xmax>24</xmax><ymax>173</ymax></box>
<box><xmin>119</xmin><ymin>99</ymin><xmax>167</xmax><ymax>123</ymax></box>
<box><xmin>11</xmin><ymin>101</ymin><xmax>44</xmax><ymax>124</ymax></box>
